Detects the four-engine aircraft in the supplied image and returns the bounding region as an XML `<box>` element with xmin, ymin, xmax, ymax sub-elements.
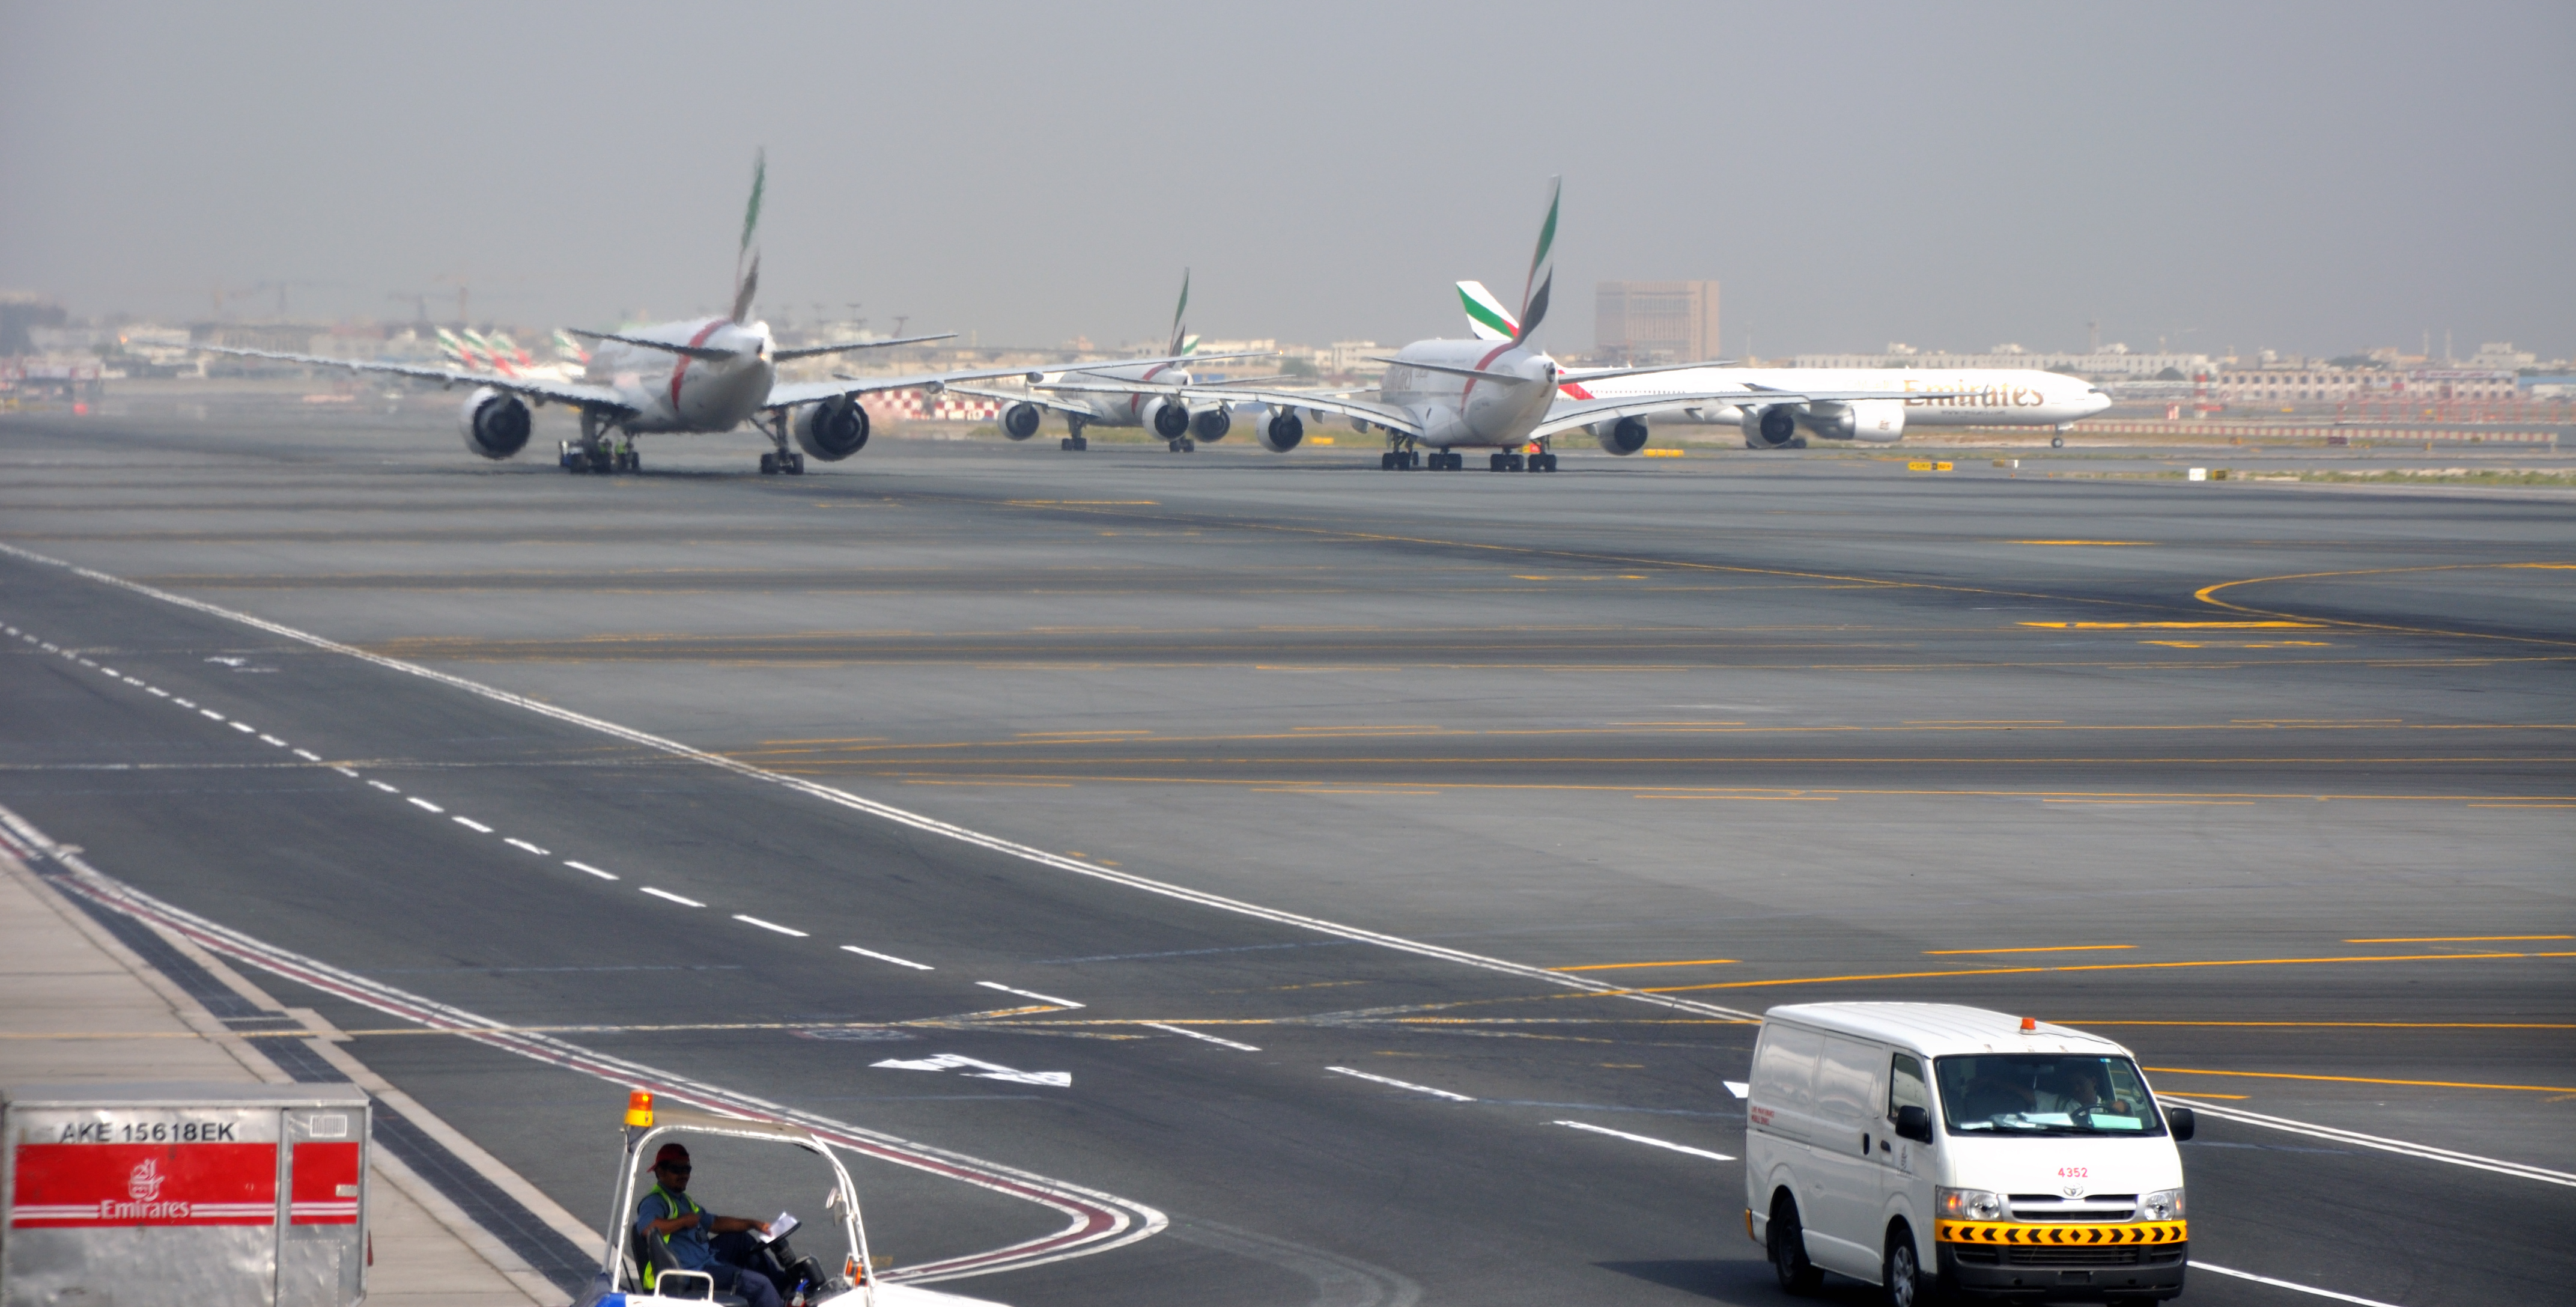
<box><xmin>1454</xmin><ymin>281</ymin><xmax>2112</xmax><ymax>451</ymax></box>
<box><xmin>193</xmin><ymin>153</ymin><xmax>1200</xmax><ymax>475</ymax></box>
<box><xmin>1035</xmin><ymin>179</ymin><xmax>1961</xmax><ymax>471</ymax></box>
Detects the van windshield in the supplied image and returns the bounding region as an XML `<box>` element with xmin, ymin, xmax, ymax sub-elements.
<box><xmin>1933</xmin><ymin>1054</ymin><xmax>2164</xmax><ymax>1136</ymax></box>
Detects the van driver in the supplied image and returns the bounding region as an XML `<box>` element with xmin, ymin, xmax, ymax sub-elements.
<box><xmin>634</xmin><ymin>1143</ymin><xmax>789</xmax><ymax>1307</ymax></box>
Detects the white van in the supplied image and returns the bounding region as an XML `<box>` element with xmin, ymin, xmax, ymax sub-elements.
<box><xmin>1743</xmin><ymin>1003</ymin><xmax>2194</xmax><ymax>1305</ymax></box>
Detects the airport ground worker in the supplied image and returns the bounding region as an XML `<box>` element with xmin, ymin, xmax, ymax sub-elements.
<box><xmin>634</xmin><ymin>1142</ymin><xmax>788</xmax><ymax>1307</ymax></box>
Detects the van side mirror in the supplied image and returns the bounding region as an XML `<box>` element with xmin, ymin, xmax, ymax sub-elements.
<box><xmin>1895</xmin><ymin>1104</ymin><xmax>1934</xmax><ymax>1144</ymax></box>
<box><xmin>2165</xmin><ymin>1106</ymin><xmax>2195</xmax><ymax>1141</ymax></box>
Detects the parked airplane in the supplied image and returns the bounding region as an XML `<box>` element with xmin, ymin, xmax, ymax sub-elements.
<box><xmin>950</xmin><ymin>272</ymin><xmax>1271</xmax><ymax>453</ymax></box>
<box><xmin>1456</xmin><ymin>281</ymin><xmax>2111</xmax><ymax>450</ymax></box>
<box><xmin>1039</xmin><ymin>179</ymin><xmax>1960</xmax><ymax>471</ymax></box>
<box><xmin>194</xmin><ymin>153</ymin><xmax>1197</xmax><ymax>476</ymax></box>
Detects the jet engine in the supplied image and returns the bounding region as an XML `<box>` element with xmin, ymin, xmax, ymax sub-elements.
<box><xmin>1591</xmin><ymin>415</ymin><xmax>1650</xmax><ymax>455</ymax></box>
<box><xmin>999</xmin><ymin>402</ymin><xmax>1043</xmax><ymax>440</ymax></box>
<box><xmin>458</xmin><ymin>388</ymin><xmax>532</xmax><ymax>459</ymax></box>
<box><xmin>1260</xmin><ymin>410</ymin><xmax>1304</xmax><ymax>452</ymax></box>
<box><xmin>1146</xmin><ymin>398</ymin><xmax>1190</xmax><ymax>439</ymax></box>
<box><xmin>1741</xmin><ymin>404</ymin><xmax>1801</xmax><ymax>449</ymax></box>
<box><xmin>1845</xmin><ymin>398</ymin><xmax>1906</xmax><ymax>443</ymax></box>
<box><xmin>1190</xmin><ymin>406</ymin><xmax>1231</xmax><ymax>442</ymax></box>
<box><xmin>794</xmin><ymin>396</ymin><xmax>870</xmax><ymax>460</ymax></box>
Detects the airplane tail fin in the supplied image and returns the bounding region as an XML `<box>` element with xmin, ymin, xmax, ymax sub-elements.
<box><xmin>1458</xmin><ymin>281</ymin><xmax>1517</xmax><ymax>341</ymax></box>
<box><xmin>1513</xmin><ymin>176</ymin><xmax>1559</xmax><ymax>344</ymax></box>
<box><xmin>1168</xmin><ymin>269</ymin><xmax>1191</xmax><ymax>356</ymax></box>
<box><xmin>551</xmin><ymin>329</ymin><xmax>590</xmax><ymax>364</ymax></box>
<box><xmin>731</xmin><ymin>148</ymin><xmax>765</xmax><ymax>323</ymax></box>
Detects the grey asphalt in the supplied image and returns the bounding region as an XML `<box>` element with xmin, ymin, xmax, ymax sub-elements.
<box><xmin>1</xmin><ymin>395</ymin><xmax>2569</xmax><ymax>1307</ymax></box>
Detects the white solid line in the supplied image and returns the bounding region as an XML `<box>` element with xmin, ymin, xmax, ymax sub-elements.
<box><xmin>841</xmin><ymin>946</ymin><xmax>932</xmax><ymax>970</ymax></box>
<box><xmin>0</xmin><ymin>542</ymin><xmax>1765</xmax><ymax>1025</ymax></box>
<box><xmin>292</xmin><ymin>749</ymin><xmax>320</xmax><ymax>761</ymax></box>
<box><xmin>368</xmin><ymin>780</ymin><xmax>398</xmax><ymax>793</ymax></box>
<box><xmin>259</xmin><ymin>735</ymin><xmax>287</xmax><ymax>747</ymax></box>
<box><xmin>564</xmin><ymin>861</ymin><xmax>619</xmax><ymax>880</ymax></box>
<box><xmin>735</xmin><ymin>915</ymin><xmax>809</xmax><ymax>937</ymax></box>
<box><xmin>640</xmin><ymin>887</ymin><xmax>705</xmax><ymax>907</ymax></box>
<box><xmin>452</xmin><ymin>817</ymin><xmax>493</xmax><ymax>833</ymax></box>
<box><xmin>228</xmin><ymin>722</ymin><xmax>255</xmax><ymax>734</ymax></box>
<box><xmin>332</xmin><ymin>767</ymin><xmax>359</xmax><ymax>778</ymax></box>
<box><xmin>2184</xmin><ymin>1100</ymin><xmax>2576</xmax><ymax>1188</ymax></box>
<box><xmin>503</xmin><ymin>838</ymin><xmax>548</xmax><ymax>855</ymax></box>
<box><xmin>2192</xmin><ymin>1262</ymin><xmax>2402</xmax><ymax>1306</ymax></box>
<box><xmin>977</xmin><ymin>981</ymin><xmax>1085</xmax><ymax>1009</ymax></box>
<box><xmin>1326</xmin><ymin>1066</ymin><xmax>1474</xmax><ymax>1101</ymax></box>
<box><xmin>147</xmin><ymin>687</ymin><xmax>167</xmax><ymax>696</ymax></box>
<box><xmin>1554</xmin><ymin>1120</ymin><xmax>1735</xmax><ymax>1162</ymax></box>
<box><xmin>405</xmin><ymin>796</ymin><xmax>441</xmax><ymax>812</ymax></box>
<box><xmin>1143</xmin><ymin>1022</ymin><xmax>1260</xmax><ymax>1052</ymax></box>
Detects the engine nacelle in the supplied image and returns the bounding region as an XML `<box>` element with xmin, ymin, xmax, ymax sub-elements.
<box><xmin>458</xmin><ymin>388</ymin><xmax>532</xmax><ymax>459</ymax></box>
<box><xmin>1260</xmin><ymin>410</ymin><xmax>1304</xmax><ymax>452</ymax></box>
<box><xmin>999</xmin><ymin>401</ymin><xmax>1043</xmax><ymax>440</ymax></box>
<box><xmin>1742</xmin><ymin>403</ymin><xmax>1800</xmax><ymax>449</ymax></box>
<box><xmin>1191</xmin><ymin>406</ymin><xmax>1231</xmax><ymax>442</ymax></box>
<box><xmin>1844</xmin><ymin>398</ymin><xmax>1906</xmax><ymax>443</ymax></box>
<box><xmin>1146</xmin><ymin>397</ymin><xmax>1190</xmax><ymax>438</ymax></box>
<box><xmin>794</xmin><ymin>397</ymin><xmax>870</xmax><ymax>460</ymax></box>
<box><xmin>1591</xmin><ymin>415</ymin><xmax>1649</xmax><ymax>455</ymax></box>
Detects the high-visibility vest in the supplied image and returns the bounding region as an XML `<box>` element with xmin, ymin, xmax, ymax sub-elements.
<box><xmin>642</xmin><ymin>1185</ymin><xmax>705</xmax><ymax>1290</ymax></box>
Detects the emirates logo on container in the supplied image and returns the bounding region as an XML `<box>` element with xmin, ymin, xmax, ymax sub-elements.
<box><xmin>127</xmin><ymin>1158</ymin><xmax>166</xmax><ymax>1202</ymax></box>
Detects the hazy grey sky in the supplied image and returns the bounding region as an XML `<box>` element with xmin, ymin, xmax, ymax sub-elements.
<box><xmin>5</xmin><ymin>1</ymin><xmax>2569</xmax><ymax>359</ymax></box>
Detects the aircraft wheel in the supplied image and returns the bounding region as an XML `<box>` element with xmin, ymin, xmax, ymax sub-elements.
<box><xmin>787</xmin><ymin>452</ymin><xmax>806</xmax><ymax>475</ymax></box>
<box><xmin>1543</xmin><ymin>454</ymin><xmax>1560</xmax><ymax>471</ymax></box>
<box><xmin>759</xmin><ymin>452</ymin><xmax>778</xmax><ymax>475</ymax></box>
<box><xmin>2051</xmin><ymin>436</ymin><xmax>2065</xmax><ymax>448</ymax></box>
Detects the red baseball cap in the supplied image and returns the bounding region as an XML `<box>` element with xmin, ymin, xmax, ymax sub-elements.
<box><xmin>652</xmin><ymin>1144</ymin><xmax>691</xmax><ymax>1168</ymax></box>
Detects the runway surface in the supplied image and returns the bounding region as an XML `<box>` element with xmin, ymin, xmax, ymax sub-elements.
<box><xmin>2</xmin><ymin>398</ymin><xmax>2569</xmax><ymax>1306</ymax></box>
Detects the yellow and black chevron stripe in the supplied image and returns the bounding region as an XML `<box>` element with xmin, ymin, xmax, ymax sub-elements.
<box><xmin>1938</xmin><ymin>1220</ymin><xmax>2187</xmax><ymax>1246</ymax></box>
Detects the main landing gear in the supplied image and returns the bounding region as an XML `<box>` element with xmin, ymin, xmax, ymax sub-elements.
<box><xmin>1062</xmin><ymin>416</ymin><xmax>1089</xmax><ymax>452</ymax></box>
<box><xmin>750</xmin><ymin>409</ymin><xmax>806</xmax><ymax>475</ymax></box>
<box><xmin>1487</xmin><ymin>450</ymin><xmax>1558</xmax><ymax>472</ymax></box>
<box><xmin>562</xmin><ymin>412</ymin><xmax>639</xmax><ymax>474</ymax></box>
<box><xmin>1379</xmin><ymin>449</ymin><xmax>1420</xmax><ymax>469</ymax></box>
<box><xmin>1168</xmin><ymin>437</ymin><xmax>1197</xmax><ymax>452</ymax></box>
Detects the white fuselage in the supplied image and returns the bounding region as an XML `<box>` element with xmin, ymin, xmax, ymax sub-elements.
<box><xmin>582</xmin><ymin>317</ymin><xmax>778</xmax><ymax>433</ymax></box>
<box><xmin>1049</xmin><ymin>359</ymin><xmax>1200</xmax><ymax>427</ymax></box>
<box><xmin>1563</xmin><ymin>367</ymin><xmax>2109</xmax><ymax>433</ymax></box>
<box><xmin>1378</xmin><ymin>338</ymin><xmax>1561</xmax><ymax>449</ymax></box>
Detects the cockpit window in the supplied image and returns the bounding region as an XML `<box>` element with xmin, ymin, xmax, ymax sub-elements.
<box><xmin>1934</xmin><ymin>1054</ymin><xmax>2164</xmax><ymax>1136</ymax></box>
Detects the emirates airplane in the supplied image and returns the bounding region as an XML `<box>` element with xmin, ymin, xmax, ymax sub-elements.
<box><xmin>1456</xmin><ymin>282</ymin><xmax>2111</xmax><ymax>450</ymax></box>
<box><xmin>1041</xmin><ymin>179</ymin><xmax>1955</xmax><ymax>471</ymax></box>
<box><xmin>950</xmin><ymin>272</ymin><xmax>1272</xmax><ymax>454</ymax></box>
<box><xmin>196</xmin><ymin>153</ymin><xmax>1199</xmax><ymax>476</ymax></box>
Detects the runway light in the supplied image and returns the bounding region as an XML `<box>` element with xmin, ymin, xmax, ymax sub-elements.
<box><xmin>624</xmin><ymin>1089</ymin><xmax>655</xmax><ymax>1127</ymax></box>
<box><xmin>2019</xmin><ymin>1017</ymin><xmax>2037</xmax><ymax>1032</ymax></box>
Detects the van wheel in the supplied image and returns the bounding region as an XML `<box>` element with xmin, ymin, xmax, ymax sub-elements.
<box><xmin>1769</xmin><ymin>1199</ymin><xmax>1824</xmax><ymax>1296</ymax></box>
<box><xmin>1882</xmin><ymin>1227</ymin><xmax>1921</xmax><ymax>1307</ymax></box>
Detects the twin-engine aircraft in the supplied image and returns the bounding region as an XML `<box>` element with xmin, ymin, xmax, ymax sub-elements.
<box><xmin>950</xmin><ymin>272</ymin><xmax>1272</xmax><ymax>454</ymax></box>
<box><xmin>1036</xmin><ymin>179</ymin><xmax>1958</xmax><ymax>471</ymax></box>
<box><xmin>1454</xmin><ymin>282</ymin><xmax>2112</xmax><ymax>451</ymax></box>
<box><xmin>195</xmin><ymin>154</ymin><xmax>1198</xmax><ymax>476</ymax></box>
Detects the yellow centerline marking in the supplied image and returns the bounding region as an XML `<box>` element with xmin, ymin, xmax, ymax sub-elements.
<box><xmin>2022</xmin><ymin>621</ymin><xmax>2322</xmax><ymax>629</ymax></box>
<box><xmin>2195</xmin><ymin>562</ymin><xmax>2576</xmax><ymax>648</ymax></box>
<box><xmin>2346</xmin><ymin>935</ymin><xmax>2572</xmax><ymax>943</ymax></box>
<box><xmin>1582</xmin><ymin>949</ymin><xmax>2576</xmax><ymax>996</ymax></box>
<box><xmin>2011</xmin><ymin>540</ymin><xmax>2156</xmax><ymax>546</ymax></box>
<box><xmin>1923</xmin><ymin>945</ymin><xmax>2135</xmax><ymax>955</ymax></box>
<box><xmin>2070</xmin><ymin>1021</ymin><xmax>2574</xmax><ymax>1030</ymax></box>
<box><xmin>2145</xmin><ymin>1067</ymin><xmax>2576</xmax><ymax>1094</ymax></box>
<box><xmin>2154</xmin><ymin>1091</ymin><xmax>2251</xmax><ymax>1100</ymax></box>
<box><xmin>1550</xmin><ymin>959</ymin><xmax>1740</xmax><ymax>972</ymax></box>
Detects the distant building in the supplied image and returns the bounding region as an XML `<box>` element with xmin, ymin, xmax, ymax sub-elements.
<box><xmin>2213</xmin><ymin>368</ymin><xmax>2517</xmax><ymax>404</ymax></box>
<box><xmin>1595</xmin><ymin>281</ymin><xmax>1719</xmax><ymax>364</ymax></box>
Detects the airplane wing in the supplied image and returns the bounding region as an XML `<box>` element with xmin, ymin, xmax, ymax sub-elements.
<box><xmin>765</xmin><ymin>349</ymin><xmax>1261</xmax><ymax>409</ymax></box>
<box><xmin>940</xmin><ymin>384</ymin><xmax>1093</xmax><ymax>417</ymax></box>
<box><xmin>192</xmin><ymin>344</ymin><xmax>638</xmax><ymax>415</ymax></box>
<box><xmin>1529</xmin><ymin>386</ymin><xmax>1972</xmax><ymax>439</ymax></box>
<box><xmin>1034</xmin><ymin>380</ymin><xmax>1423</xmax><ymax>436</ymax></box>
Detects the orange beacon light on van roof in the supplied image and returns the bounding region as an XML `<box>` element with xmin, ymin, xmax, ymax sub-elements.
<box><xmin>2019</xmin><ymin>1017</ymin><xmax>2037</xmax><ymax>1032</ymax></box>
<box><xmin>624</xmin><ymin>1090</ymin><xmax>655</xmax><ymax>1127</ymax></box>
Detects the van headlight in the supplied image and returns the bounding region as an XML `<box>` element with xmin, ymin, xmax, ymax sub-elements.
<box><xmin>1937</xmin><ymin>1187</ymin><xmax>2005</xmax><ymax>1221</ymax></box>
<box><xmin>2139</xmin><ymin>1188</ymin><xmax>2186</xmax><ymax>1221</ymax></box>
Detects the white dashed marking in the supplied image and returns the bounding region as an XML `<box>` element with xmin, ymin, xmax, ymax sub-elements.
<box><xmin>640</xmin><ymin>887</ymin><xmax>705</xmax><ymax>907</ymax></box>
<box><xmin>734</xmin><ymin>915</ymin><xmax>808</xmax><ymax>937</ymax></box>
<box><xmin>840</xmin><ymin>946</ymin><xmax>932</xmax><ymax>970</ymax></box>
<box><xmin>1553</xmin><ymin>1120</ymin><xmax>1734</xmax><ymax>1162</ymax></box>
<box><xmin>99</xmin><ymin>667</ymin><xmax>119</xmax><ymax>677</ymax></box>
<box><xmin>228</xmin><ymin>722</ymin><xmax>255</xmax><ymax>734</ymax></box>
<box><xmin>976</xmin><ymin>981</ymin><xmax>1084</xmax><ymax>1009</ymax></box>
<box><xmin>259</xmin><ymin>735</ymin><xmax>287</xmax><ymax>747</ymax></box>
<box><xmin>332</xmin><ymin>767</ymin><xmax>359</xmax><ymax>778</ymax></box>
<box><xmin>405</xmin><ymin>797</ymin><xmax>441</xmax><ymax>812</ymax></box>
<box><xmin>1326</xmin><ymin>1066</ymin><xmax>1473</xmax><ymax>1101</ymax></box>
<box><xmin>123</xmin><ymin>677</ymin><xmax>144</xmax><ymax>686</ymax></box>
<box><xmin>292</xmin><ymin>749</ymin><xmax>320</xmax><ymax>761</ymax></box>
<box><xmin>452</xmin><ymin>817</ymin><xmax>492</xmax><ymax>833</ymax></box>
<box><xmin>564</xmin><ymin>861</ymin><xmax>619</xmax><ymax>880</ymax></box>
<box><xmin>172</xmin><ymin>698</ymin><xmax>195</xmax><ymax>707</ymax></box>
<box><xmin>147</xmin><ymin>687</ymin><xmax>168</xmax><ymax>696</ymax></box>
<box><xmin>200</xmin><ymin>709</ymin><xmax>223</xmax><ymax>721</ymax></box>
<box><xmin>1724</xmin><ymin>1081</ymin><xmax>1749</xmax><ymax>1099</ymax></box>
<box><xmin>368</xmin><ymin>781</ymin><xmax>399</xmax><ymax>793</ymax></box>
<box><xmin>1144</xmin><ymin>1023</ymin><xmax>1260</xmax><ymax>1051</ymax></box>
<box><xmin>503</xmin><ymin>838</ymin><xmax>548</xmax><ymax>855</ymax></box>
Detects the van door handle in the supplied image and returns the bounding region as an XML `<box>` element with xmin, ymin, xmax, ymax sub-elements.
<box><xmin>1860</xmin><ymin>1133</ymin><xmax>1871</xmax><ymax>1156</ymax></box>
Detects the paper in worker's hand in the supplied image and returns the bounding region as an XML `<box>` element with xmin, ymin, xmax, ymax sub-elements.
<box><xmin>760</xmin><ymin>1211</ymin><xmax>800</xmax><ymax>1243</ymax></box>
